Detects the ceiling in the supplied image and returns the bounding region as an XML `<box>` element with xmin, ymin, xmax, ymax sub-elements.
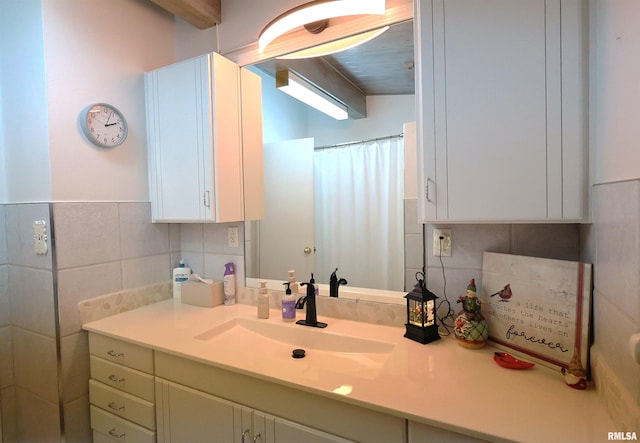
<box><xmin>256</xmin><ymin>20</ymin><xmax>415</xmax><ymax>97</ymax></box>
<box><xmin>321</xmin><ymin>20</ymin><xmax>415</xmax><ymax>96</ymax></box>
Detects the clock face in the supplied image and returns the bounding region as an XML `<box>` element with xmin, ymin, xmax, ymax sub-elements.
<box><xmin>83</xmin><ymin>103</ymin><xmax>128</xmax><ymax>148</ymax></box>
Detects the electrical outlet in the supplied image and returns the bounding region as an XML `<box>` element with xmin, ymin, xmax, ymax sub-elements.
<box><xmin>228</xmin><ymin>226</ymin><xmax>239</xmax><ymax>248</ymax></box>
<box><xmin>33</xmin><ymin>220</ymin><xmax>48</xmax><ymax>255</ymax></box>
<box><xmin>433</xmin><ymin>228</ymin><xmax>452</xmax><ymax>257</ymax></box>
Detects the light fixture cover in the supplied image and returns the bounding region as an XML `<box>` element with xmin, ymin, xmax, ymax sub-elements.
<box><xmin>259</xmin><ymin>0</ymin><xmax>386</xmax><ymax>51</ymax></box>
<box><xmin>279</xmin><ymin>26</ymin><xmax>389</xmax><ymax>59</ymax></box>
<box><xmin>276</xmin><ymin>70</ymin><xmax>348</xmax><ymax>120</ymax></box>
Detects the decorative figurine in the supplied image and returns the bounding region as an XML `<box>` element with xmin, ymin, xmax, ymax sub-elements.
<box><xmin>490</xmin><ymin>283</ymin><xmax>512</xmax><ymax>302</ymax></box>
<box><xmin>454</xmin><ymin>279</ymin><xmax>489</xmax><ymax>349</ymax></box>
<box><xmin>561</xmin><ymin>347</ymin><xmax>587</xmax><ymax>390</ymax></box>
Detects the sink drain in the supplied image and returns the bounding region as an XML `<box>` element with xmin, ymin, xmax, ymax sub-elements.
<box><xmin>292</xmin><ymin>348</ymin><xmax>306</xmax><ymax>359</ymax></box>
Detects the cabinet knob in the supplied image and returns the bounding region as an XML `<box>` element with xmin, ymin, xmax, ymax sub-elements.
<box><xmin>107</xmin><ymin>349</ymin><xmax>124</xmax><ymax>358</ymax></box>
<box><xmin>108</xmin><ymin>401</ymin><xmax>125</xmax><ymax>411</ymax></box>
<box><xmin>303</xmin><ymin>246</ymin><xmax>313</xmax><ymax>255</ymax></box>
<box><xmin>241</xmin><ymin>428</ymin><xmax>251</xmax><ymax>443</ymax></box>
<box><xmin>108</xmin><ymin>374</ymin><xmax>125</xmax><ymax>383</ymax></box>
<box><xmin>108</xmin><ymin>428</ymin><xmax>126</xmax><ymax>439</ymax></box>
<box><xmin>253</xmin><ymin>433</ymin><xmax>262</xmax><ymax>443</ymax></box>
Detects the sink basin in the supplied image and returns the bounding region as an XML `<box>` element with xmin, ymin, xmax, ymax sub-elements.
<box><xmin>195</xmin><ymin>317</ymin><xmax>394</xmax><ymax>354</ymax></box>
<box><xmin>193</xmin><ymin>317</ymin><xmax>395</xmax><ymax>379</ymax></box>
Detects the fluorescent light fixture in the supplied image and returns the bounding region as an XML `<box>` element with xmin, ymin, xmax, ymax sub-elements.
<box><xmin>259</xmin><ymin>0</ymin><xmax>386</xmax><ymax>51</ymax></box>
<box><xmin>276</xmin><ymin>70</ymin><xmax>348</xmax><ymax>120</ymax></box>
<box><xmin>279</xmin><ymin>26</ymin><xmax>389</xmax><ymax>59</ymax></box>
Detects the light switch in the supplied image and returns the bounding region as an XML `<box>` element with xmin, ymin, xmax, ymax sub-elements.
<box><xmin>33</xmin><ymin>220</ymin><xmax>48</xmax><ymax>255</ymax></box>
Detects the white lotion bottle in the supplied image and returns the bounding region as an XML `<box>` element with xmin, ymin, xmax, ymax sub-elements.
<box><xmin>288</xmin><ymin>269</ymin><xmax>299</xmax><ymax>294</ymax></box>
<box><xmin>172</xmin><ymin>260</ymin><xmax>191</xmax><ymax>299</ymax></box>
<box><xmin>257</xmin><ymin>280</ymin><xmax>270</xmax><ymax>319</ymax></box>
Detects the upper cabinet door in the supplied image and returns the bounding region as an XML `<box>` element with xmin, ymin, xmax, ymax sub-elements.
<box><xmin>416</xmin><ymin>0</ymin><xmax>588</xmax><ymax>223</ymax></box>
<box><xmin>146</xmin><ymin>52</ymin><xmax>250</xmax><ymax>223</ymax></box>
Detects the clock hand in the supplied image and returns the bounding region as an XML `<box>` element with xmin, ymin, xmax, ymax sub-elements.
<box><xmin>105</xmin><ymin>122</ymin><xmax>119</xmax><ymax>127</ymax></box>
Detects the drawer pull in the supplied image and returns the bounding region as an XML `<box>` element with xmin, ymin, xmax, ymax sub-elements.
<box><xmin>108</xmin><ymin>428</ymin><xmax>126</xmax><ymax>439</ymax></box>
<box><xmin>108</xmin><ymin>401</ymin><xmax>125</xmax><ymax>411</ymax></box>
<box><xmin>108</xmin><ymin>374</ymin><xmax>125</xmax><ymax>383</ymax></box>
<box><xmin>107</xmin><ymin>349</ymin><xmax>124</xmax><ymax>358</ymax></box>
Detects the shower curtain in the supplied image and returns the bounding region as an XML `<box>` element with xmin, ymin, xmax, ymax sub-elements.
<box><xmin>314</xmin><ymin>136</ymin><xmax>404</xmax><ymax>291</ymax></box>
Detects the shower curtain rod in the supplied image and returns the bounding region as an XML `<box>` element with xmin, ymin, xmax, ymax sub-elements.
<box><xmin>314</xmin><ymin>133</ymin><xmax>403</xmax><ymax>151</ymax></box>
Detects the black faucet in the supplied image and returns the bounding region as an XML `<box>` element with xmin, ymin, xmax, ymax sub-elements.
<box><xmin>295</xmin><ymin>273</ymin><xmax>327</xmax><ymax>328</ymax></box>
<box><xmin>329</xmin><ymin>268</ymin><xmax>348</xmax><ymax>298</ymax></box>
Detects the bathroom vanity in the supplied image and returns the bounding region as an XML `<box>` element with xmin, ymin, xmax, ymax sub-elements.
<box><xmin>84</xmin><ymin>300</ymin><xmax>613</xmax><ymax>443</ymax></box>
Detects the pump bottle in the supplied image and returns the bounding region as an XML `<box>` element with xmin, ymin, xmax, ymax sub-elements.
<box><xmin>257</xmin><ymin>280</ymin><xmax>270</xmax><ymax>319</ymax></box>
<box><xmin>281</xmin><ymin>282</ymin><xmax>296</xmax><ymax>321</ymax></box>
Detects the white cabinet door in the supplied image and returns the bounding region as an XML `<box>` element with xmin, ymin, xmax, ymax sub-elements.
<box><xmin>273</xmin><ymin>416</ymin><xmax>355</xmax><ymax>443</ymax></box>
<box><xmin>416</xmin><ymin>0</ymin><xmax>587</xmax><ymax>222</ymax></box>
<box><xmin>408</xmin><ymin>420</ymin><xmax>490</xmax><ymax>443</ymax></box>
<box><xmin>155</xmin><ymin>378</ymin><xmax>235</xmax><ymax>443</ymax></box>
<box><xmin>146</xmin><ymin>52</ymin><xmax>244</xmax><ymax>223</ymax></box>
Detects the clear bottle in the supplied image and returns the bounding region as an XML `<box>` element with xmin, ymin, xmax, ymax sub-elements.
<box><xmin>281</xmin><ymin>282</ymin><xmax>296</xmax><ymax>322</ymax></box>
<box><xmin>172</xmin><ymin>260</ymin><xmax>191</xmax><ymax>299</ymax></box>
<box><xmin>257</xmin><ymin>280</ymin><xmax>270</xmax><ymax>319</ymax></box>
<box><xmin>223</xmin><ymin>262</ymin><xmax>236</xmax><ymax>305</ymax></box>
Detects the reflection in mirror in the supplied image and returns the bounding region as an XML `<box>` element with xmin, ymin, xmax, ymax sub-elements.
<box><xmin>245</xmin><ymin>20</ymin><xmax>418</xmax><ymax>296</ymax></box>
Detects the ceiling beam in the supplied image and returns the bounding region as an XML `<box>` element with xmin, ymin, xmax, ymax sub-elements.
<box><xmin>149</xmin><ymin>0</ymin><xmax>221</xmax><ymax>29</ymax></box>
<box><xmin>284</xmin><ymin>58</ymin><xmax>367</xmax><ymax>119</ymax></box>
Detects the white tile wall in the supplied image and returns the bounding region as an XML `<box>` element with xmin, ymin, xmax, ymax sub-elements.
<box><xmin>591</xmin><ymin>180</ymin><xmax>640</xmax><ymax>423</ymax></box>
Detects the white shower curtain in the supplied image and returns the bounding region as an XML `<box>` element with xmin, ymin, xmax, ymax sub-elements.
<box><xmin>314</xmin><ymin>136</ymin><xmax>404</xmax><ymax>291</ymax></box>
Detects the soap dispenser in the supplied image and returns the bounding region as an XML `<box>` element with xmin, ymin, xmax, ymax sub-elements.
<box><xmin>288</xmin><ymin>269</ymin><xmax>299</xmax><ymax>294</ymax></box>
<box><xmin>257</xmin><ymin>280</ymin><xmax>270</xmax><ymax>319</ymax></box>
<box><xmin>281</xmin><ymin>282</ymin><xmax>296</xmax><ymax>322</ymax></box>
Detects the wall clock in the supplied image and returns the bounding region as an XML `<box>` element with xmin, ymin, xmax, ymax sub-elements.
<box><xmin>81</xmin><ymin>103</ymin><xmax>128</xmax><ymax>148</ymax></box>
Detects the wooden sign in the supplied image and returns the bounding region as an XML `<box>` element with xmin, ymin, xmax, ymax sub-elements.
<box><xmin>482</xmin><ymin>252</ymin><xmax>592</xmax><ymax>371</ymax></box>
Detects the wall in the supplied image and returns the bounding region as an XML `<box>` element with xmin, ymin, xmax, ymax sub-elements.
<box><xmin>0</xmin><ymin>205</ymin><xmax>7</xmax><ymax>441</ymax></box>
<box><xmin>0</xmin><ymin>204</ymin><xmax>57</xmax><ymax>442</ymax></box>
<box><xmin>42</xmin><ymin>0</ymin><xmax>175</xmax><ymax>202</ymax></box>
<box><xmin>307</xmin><ymin>95</ymin><xmax>416</xmax><ymax>147</ymax></box>
<box><xmin>588</xmin><ymin>0</ymin><xmax>640</xmax><ymax>430</ymax></box>
<box><xmin>0</xmin><ymin>0</ymin><xmax>51</xmax><ymax>203</ymax></box>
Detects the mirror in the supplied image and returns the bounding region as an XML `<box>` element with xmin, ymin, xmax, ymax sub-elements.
<box><xmin>244</xmin><ymin>20</ymin><xmax>418</xmax><ymax>300</ymax></box>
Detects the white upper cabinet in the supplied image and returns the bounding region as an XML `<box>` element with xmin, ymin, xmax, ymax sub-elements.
<box><xmin>415</xmin><ymin>0</ymin><xmax>588</xmax><ymax>223</ymax></box>
<box><xmin>145</xmin><ymin>52</ymin><xmax>263</xmax><ymax>223</ymax></box>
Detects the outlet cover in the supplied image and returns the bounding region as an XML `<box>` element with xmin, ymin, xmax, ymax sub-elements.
<box><xmin>228</xmin><ymin>226</ymin><xmax>239</xmax><ymax>248</ymax></box>
<box><xmin>433</xmin><ymin>228</ymin><xmax>452</xmax><ymax>257</ymax></box>
<box><xmin>33</xmin><ymin>220</ymin><xmax>48</xmax><ymax>255</ymax></box>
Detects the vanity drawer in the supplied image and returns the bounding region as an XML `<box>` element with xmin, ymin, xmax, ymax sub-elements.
<box><xmin>90</xmin><ymin>380</ymin><xmax>155</xmax><ymax>430</ymax></box>
<box><xmin>91</xmin><ymin>355</ymin><xmax>154</xmax><ymax>402</ymax></box>
<box><xmin>89</xmin><ymin>333</ymin><xmax>153</xmax><ymax>373</ymax></box>
<box><xmin>91</xmin><ymin>405</ymin><xmax>155</xmax><ymax>443</ymax></box>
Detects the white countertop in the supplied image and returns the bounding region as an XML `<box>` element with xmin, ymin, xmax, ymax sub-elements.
<box><xmin>83</xmin><ymin>299</ymin><xmax>614</xmax><ymax>442</ymax></box>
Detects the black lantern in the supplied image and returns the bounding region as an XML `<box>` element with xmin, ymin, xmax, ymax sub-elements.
<box><xmin>404</xmin><ymin>279</ymin><xmax>441</xmax><ymax>344</ymax></box>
